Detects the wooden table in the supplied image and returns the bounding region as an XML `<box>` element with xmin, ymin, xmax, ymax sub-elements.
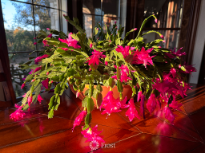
<box><xmin>0</xmin><ymin>85</ymin><xmax>205</xmax><ymax>153</ymax></box>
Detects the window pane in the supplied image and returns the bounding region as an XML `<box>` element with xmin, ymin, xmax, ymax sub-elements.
<box><xmin>61</xmin><ymin>0</ymin><xmax>68</xmax><ymax>34</ymax></box>
<box><xmin>144</xmin><ymin>0</ymin><xmax>184</xmax><ymax>28</ymax></box>
<box><xmin>102</xmin><ymin>0</ymin><xmax>120</xmax><ymax>17</ymax></box>
<box><xmin>34</xmin><ymin>0</ymin><xmax>53</xmax><ymax>7</ymax></box>
<box><xmin>34</xmin><ymin>6</ymin><xmax>52</xmax><ymax>31</ymax></box>
<box><xmin>2</xmin><ymin>1</ymin><xmax>35</xmax><ymax>52</ymax></box>
<box><xmin>83</xmin><ymin>14</ymin><xmax>93</xmax><ymax>38</ymax></box>
<box><xmin>120</xmin><ymin>0</ymin><xmax>127</xmax><ymax>38</ymax></box>
<box><xmin>13</xmin><ymin>0</ymin><xmax>32</xmax><ymax>2</ymax></box>
<box><xmin>9</xmin><ymin>53</ymin><xmax>36</xmax><ymax>98</ymax></box>
<box><xmin>83</xmin><ymin>0</ymin><xmax>127</xmax><ymax>38</ymax></box>
<box><xmin>34</xmin><ymin>6</ymin><xmax>60</xmax><ymax>50</ymax></box>
<box><xmin>83</xmin><ymin>0</ymin><xmax>101</xmax><ymax>15</ymax></box>
<box><xmin>103</xmin><ymin>15</ymin><xmax>119</xmax><ymax>32</ymax></box>
<box><xmin>142</xmin><ymin>30</ymin><xmax>181</xmax><ymax>50</ymax></box>
<box><xmin>2</xmin><ymin>0</ymin><xmax>35</xmax><ymax>97</ymax></box>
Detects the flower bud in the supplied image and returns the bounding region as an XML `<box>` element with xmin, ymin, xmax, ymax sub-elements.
<box><xmin>76</xmin><ymin>90</ymin><xmax>80</xmax><ymax>98</ymax></box>
<box><xmin>21</xmin><ymin>83</ymin><xmax>25</xmax><ymax>89</ymax></box>
<box><xmin>67</xmin><ymin>77</ymin><xmax>71</xmax><ymax>81</ymax></box>
<box><xmin>28</xmin><ymin>96</ymin><xmax>33</xmax><ymax>106</ymax></box>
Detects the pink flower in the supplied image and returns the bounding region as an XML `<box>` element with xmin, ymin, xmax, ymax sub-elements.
<box><xmin>160</xmin><ymin>35</ymin><xmax>164</xmax><ymax>39</ymax></box>
<box><xmin>33</xmin><ymin>42</ymin><xmax>37</xmax><ymax>45</ymax></box>
<box><xmin>125</xmin><ymin>98</ymin><xmax>140</xmax><ymax>122</ymax></box>
<box><xmin>119</xmin><ymin>65</ymin><xmax>131</xmax><ymax>82</ymax></box>
<box><xmin>21</xmin><ymin>83</ymin><xmax>25</xmax><ymax>89</ymax></box>
<box><xmin>47</xmin><ymin>34</ymin><xmax>52</xmax><ymax>38</ymax></box>
<box><xmin>47</xmin><ymin>28</ymin><xmax>50</xmax><ymax>30</ymax></box>
<box><xmin>184</xmin><ymin>64</ymin><xmax>196</xmax><ymax>73</ymax></box>
<box><xmin>165</xmin><ymin>52</ymin><xmax>175</xmax><ymax>59</ymax></box>
<box><xmin>42</xmin><ymin>78</ymin><xmax>49</xmax><ymax>89</ymax></box>
<box><xmin>169</xmin><ymin>100</ymin><xmax>182</xmax><ymax>111</ymax></box>
<box><xmin>29</xmin><ymin>69</ymin><xmax>33</xmax><ymax>74</ymax></box>
<box><xmin>61</xmin><ymin>48</ymin><xmax>68</xmax><ymax>51</ymax></box>
<box><xmin>146</xmin><ymin>93</ymin><xmax>157</xmax><ymax>113</ymax></box>
<box><xmin>34</xmin><ymin>37</ymin><xmax>36</xmax><ymax>39</ymax></box>
<box><xmin>28</xmin><ymin>96</ymin><xmax>33</xmax><ymax>106</ymax></box>
<box><xmin>87</xmin><ymin>50</ymin><xmax>106</xmax><ymax>66</ymax></box>
<box><xmin>165</xmin><ymin>48</ymin><xmax>185</xmax><ymax>59</ymax></box>
<box><xmin>43</xmin><ymin>40</ymin><xmax>49</xmax><ymax>47</ymax></box>
<box><xmin>72</xmin><ymin>110</ymin><xmax>87</xmax><ymax>131</ymax></box>
<box><xmin>155</xmin><ymin>19</ymin><xmax>158</xmax><ymax>23</ymax></box>
<box><xmin>182</xmin><ymin>82</ymin><xmax>191</xmax><ymax>96</ymax></box>
<box><xmin>170</xmin><ymin>68</ymin><xmax>176</xmax><ymax>78</ymax></box>
<box><xmin>100</xmin><ymin>91</ymin><xmax>122</xmax><ymax>115</ymax></box>
<box><xmin>116</xmin><ymin>46</ymin><xmax>130</xmax><ymax>58</ymax></box>
<box><xmin>152</xmin><ymin>80</ymin><xmax>180</xmax><ymax>98</ymax></box>
<box><xmin>58</xmin><ymin>33</ymin><xmax>81</xmax><ymax>49</ymax></box>
<box><xmin>132</xmin><ymin>47</ymin><xmax>154</xmax><ymax>68</ymax></box>
<box><xmin>35</xmin><ymin>54</ymin><xmax>49</xmax><ymax>64</ymax></box>
<box><xmin>174</xmin><ymin>47</ymin><xmax>186</xmax><ymax>56</ymax></box>
<box><xmin>33</xmin><ymin>66</ymin><xmax>42</xmax><ymax>73</ymax></box>
<box><xmin>134</xmin><ymin>28</ymin><xmax>137</xmax><ymax>31</ymax></box>
<box><xmin>118</xmin><ymin>96</ymin><xmax>129</xmax><ymax>109</ymax></box>
<box><xmin>111</xmin><ymin>65</ymin><xmax>131</xmax><ymax>83</ymax></box>
<box><xmin>10</xmin><ymin>104</ymin><xmax>25</xmax><ymax>121</ymax></box>
<box><xmin>105</xmin><ymin>61</ymin><xmax>108</xmax><ymax>66</ymax></box>
<box><xmin>22</xmin><ymin>93</ymin><xmax>27</xmax><ymax>97</ymax></box>
<box><xmin>37</xmin><ymin>95</ymin><xmax>44</xmax><ymax>104</ymax></box>
<box><xmin>46</xmin><ymin>72</ymin><xmax>49</xmax><ymax>75</ymax></box>
<box><xmin>137</xmin><ymin>91</ymin><xmax>142</xmax><ymax>102</ymax></box>
<box><xmin>90</xmin><ymin>43</ymin><xmax>93</xmax><ymax>48</ymax></box>
<box><xmin>81</xmin><ymin>125</ymin><xmax>105</xmax><ymax>149</ymax></box>
<box><xmin>163</xmin><ymin>106</ymin><xmax>175</xmax><ymax>123</ymax></box>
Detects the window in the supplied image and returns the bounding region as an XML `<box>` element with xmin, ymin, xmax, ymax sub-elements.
<box><xmin>143</xmin><ymin>0</ymin><xmax>184</xmax><ymax>50</ymax></box>
<box><xmin>1</xmin><ymin>0</ymin><xmax>67</xmax><ymax>98</ymax></box>
<box><xmin>82</xmin><ymin>0</ymin><xmax>127</xmax><ymax>38</ymax></box>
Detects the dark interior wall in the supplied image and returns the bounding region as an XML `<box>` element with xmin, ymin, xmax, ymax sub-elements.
<box><xmin>178</xmin><ymin>0</ymin><xmax>202</xmax><ymax>66</ymax></box>
<box><xmin>70</xmin><ymin>0</ymin><xmax>83</xmax><ymax>33</ymax></box>
<box><xmin>125</xmin><ymin>0</ymin><xmax>145</xmax><ymax>40</ymax></box>
<box><xmin>198</xmin><ymin>43</ymin><xmax>205</xmax><ymax>84</ymax></box>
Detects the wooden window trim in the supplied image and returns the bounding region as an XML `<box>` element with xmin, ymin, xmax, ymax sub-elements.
<box><xmin>0</xmin><ymin>2</ymin><xmax>17</xmax><ymax>106</ymax></box>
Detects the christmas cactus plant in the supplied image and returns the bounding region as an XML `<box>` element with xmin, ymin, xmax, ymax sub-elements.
<box><xmin>10</xmin><ymin>15</ymin><xmax>196</xmax><ymax>148</ymax></box>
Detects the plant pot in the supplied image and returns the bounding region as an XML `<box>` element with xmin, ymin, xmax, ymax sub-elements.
<box><xmin>69</xmin><ymin>83</ymin><xmax>132</xmax><ymax>106</ymax></box>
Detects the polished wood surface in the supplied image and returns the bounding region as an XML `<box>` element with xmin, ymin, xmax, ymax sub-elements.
<box><xmin>1</xmin><ymin>85</ymin><xmax>205</xmax><ymax>153</ymax></box>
